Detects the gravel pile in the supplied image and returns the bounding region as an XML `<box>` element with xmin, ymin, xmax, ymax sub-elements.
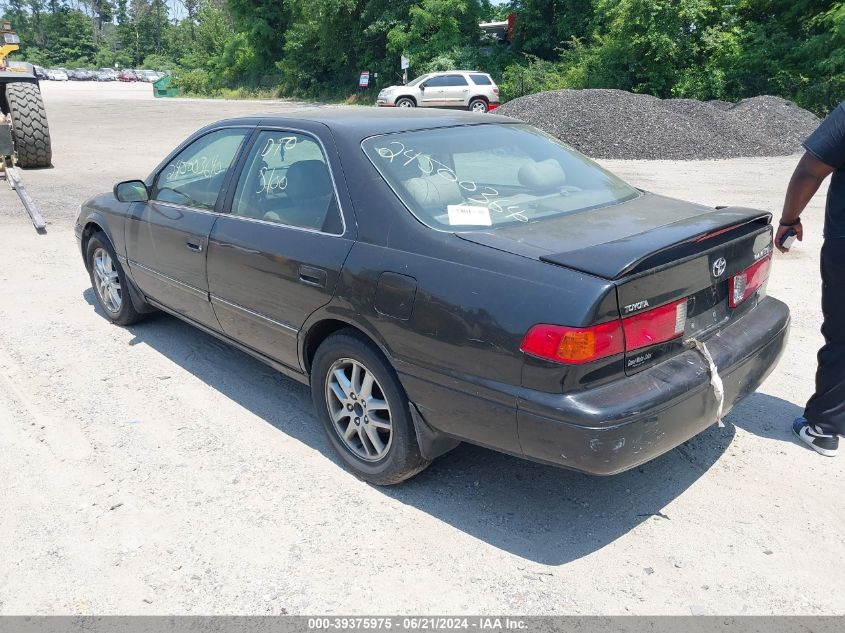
<box><xmin>496</xmin><ymin>89</ymin><xmax>821</xmax><ymax>160</ymax></box>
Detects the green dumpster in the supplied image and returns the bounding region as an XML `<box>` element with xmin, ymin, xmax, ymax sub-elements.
<box><xmin>153</xmin><ymin>75</ymin><xmax>179</xmax><ymax>98</ymax></box>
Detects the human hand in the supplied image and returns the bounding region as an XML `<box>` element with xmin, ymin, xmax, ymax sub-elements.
<box><xmin>775</xmin><ymin>221</ymin><xmax>803</xmax><ymax>253</ymax></box>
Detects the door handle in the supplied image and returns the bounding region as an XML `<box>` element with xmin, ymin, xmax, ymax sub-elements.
<box><xmin>186</xmin><ymin>240</ymin><xmax>203</xmax><ymax>252</ymax></box>
<box><xmin>299</xmin><ymin>265</ymin><xmax>327</xmax><ymax>288</ymax></box>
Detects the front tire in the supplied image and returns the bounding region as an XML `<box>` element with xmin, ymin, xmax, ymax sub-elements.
<box><xmin>5</xmin><ymin>82</ymin><xmax>53</xmax><ymax>168</ymax></box>
<box><xmin>395</xmin><ymin>97</ymin><xmax>416</xmax><ymax>108</ymax></box>
<box><xmin>85</xmin><ymin>232</ymin><xmax>145</xmax><ymax>326</ymax></box>
<box><xmin>310</xmin><ymin>330</ymin><xmax>430</xmax><ymax>485</ymax></box>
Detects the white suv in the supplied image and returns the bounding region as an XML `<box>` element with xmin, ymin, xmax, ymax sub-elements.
<box><xmin>377</xmin><ymin>71</ymin><xmax>500</xmax><ymax>113</ymax></box>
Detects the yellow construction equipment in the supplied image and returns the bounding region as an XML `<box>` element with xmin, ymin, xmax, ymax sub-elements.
<box><xmin>0</xmin><ymin>21</ymin><xmax>53</xmax><ymax>169</ymax></box>
<box><xmin>1</xmin><ymin>22</ymin><xmax>48</xmax><ymax>231</ymax></box>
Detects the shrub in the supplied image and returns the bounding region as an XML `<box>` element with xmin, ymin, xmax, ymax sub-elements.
<box><xmin>500</xmin><ymin>56</ymin><xmax>567</xmax><ymax>102</ymax></box>
<box><xmin>173</xmin><ymin>68</ymin><xmax>216</xmax><ymax>95</ymax></box>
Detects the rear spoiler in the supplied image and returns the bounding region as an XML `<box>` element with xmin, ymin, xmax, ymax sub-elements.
<box><xmin>539</xmin><ymin>207</ymin><xmax>772</xmax><ymax>280</ymax></box>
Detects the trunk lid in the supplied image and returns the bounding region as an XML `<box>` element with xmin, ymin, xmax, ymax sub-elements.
<box><xmin>458</xmin><ymin>192</ymin><xmax>773</xmax><ymax>374</ymax></box>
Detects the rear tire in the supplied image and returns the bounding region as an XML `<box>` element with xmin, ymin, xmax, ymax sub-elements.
<box><xmin>310</xmin><ymin>330</ymin><xmax>431</xmax><ymax>485</ymax></box>
<box><xmin>468</xmin><ymin>98</ymin><xmax>488</xmax><ymax>113</ymax></box>
<box><xmin>395</xmin><ymin>97</ymin><xmax>416</xmax><ymax>108</ymax></box>
<box><xmin>5</xmin><ymin>82</ymin><xmax>52</xmax><ymax>168</ymax></box>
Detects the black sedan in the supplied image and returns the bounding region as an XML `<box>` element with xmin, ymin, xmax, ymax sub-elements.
<box><xmin>75</xmin><ymin>110</ymin><xmax>790</xmax><ymax>484</ymax></box>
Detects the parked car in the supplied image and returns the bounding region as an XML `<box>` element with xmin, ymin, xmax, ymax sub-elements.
<box><xmin>75</xmin><ymin>110</ymin><xmax>789</xmax><ymax>484</ymax></box>
<box><xmin>132</xmin><ymin>69</ymin><xmax>157</xmax><ymax>82</ymax></box>
<box><xmin>96</xmin><ymin>68</ymin><xmax>117</xmax><ymax>81</ymax></box>
<box><xmin>377</xmin><ymin>70</ymin><xmax>500</xmax><ymax>113</ymax></box>
<box><xmin>46</xmin><ymin>68</ymin><xmax>68</xmax><ymax>81</ymax></box>
<box><xmin>32</xmin><ymin>64</ymin><xmax>47</xmax><ymax>80</ymax></box>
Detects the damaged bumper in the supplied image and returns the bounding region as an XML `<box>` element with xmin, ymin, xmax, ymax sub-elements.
<box><xmin>516</xmin><ymin>297</ymin><xmax>790</xmax><ymax>475</ymax></box>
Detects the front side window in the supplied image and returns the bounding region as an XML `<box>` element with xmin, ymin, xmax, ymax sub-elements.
<box><xmin>424</xmin><ymin>76</ymin><xmax>449</xmax><ymax>88</ymax></box>
<box><xmin>152</xmin><ymin>128</ymin><xmax>248</xmax><ymax>210</ymax></box>
<box><xmin>362</xmin><ymin>123</ymin><xmax>639</xmax><ymax>231</ymax></box>
<box><xmin>230</xmin><ymin>131</ymin><xmax>342</xmax><ymax>233</ymax></box>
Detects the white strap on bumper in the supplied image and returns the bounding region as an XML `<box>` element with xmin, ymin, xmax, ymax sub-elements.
<box><xmin>692</xmin><ymin>339</ymin><xmax>725</xmax><ymax>427</ymax></box>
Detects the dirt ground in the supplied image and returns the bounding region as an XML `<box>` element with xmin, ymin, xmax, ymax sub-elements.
<box><xmin>0</xmin><ymin>81</ymin><xmax>842</xmax><ymax>615</ymax></box>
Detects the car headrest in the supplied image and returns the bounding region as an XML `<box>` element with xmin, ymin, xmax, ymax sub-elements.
<box><xmin>518</xmin><ymin>159</ymin><xmax>567</xmax><ymax>192</ymax></box>
<box><xmin>404</xmin><ymin>176</ymin><xmax>463</xmax><ymax>210</ymax></box>
<box><xmin>285</xmin><ymin>160</ymin><xmax>333</xmax><ymax>201</ymax></box>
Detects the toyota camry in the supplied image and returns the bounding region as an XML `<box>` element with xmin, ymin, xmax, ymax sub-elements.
<box><xmin>75</xmin><ymin>109</ymin><xmax>790</xmax><ymax>484</ymax></box>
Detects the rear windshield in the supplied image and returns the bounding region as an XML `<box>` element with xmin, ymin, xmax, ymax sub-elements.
<box><xmin>469</xmin><ymin>74</ymin><xmax>492</xmax><ymax>85</ymax></box>
<box><xmin>362</xmin><ymin>124</ymin><xmax>639</xmax><ymax>231</ymax></box>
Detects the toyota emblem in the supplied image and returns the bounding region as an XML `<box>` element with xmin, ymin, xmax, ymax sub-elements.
<box><xmin>712</xmin><ymin>257</ymin><xmax>727</xmax><ymax>278</ymax></box>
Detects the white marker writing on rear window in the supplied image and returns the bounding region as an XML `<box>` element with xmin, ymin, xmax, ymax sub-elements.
<box><xmin>376</xmin><ymin>143</ymin><xmax>530</xmax><ymax>223</ymax></box>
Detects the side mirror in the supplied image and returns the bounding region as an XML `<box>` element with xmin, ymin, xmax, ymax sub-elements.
<box><xmin>419</xmin><ymin>83</ymin><xmax>426</xmax><ymax>90</ymax></box>
<box><xmin>114</xmin><ymin>179</ymin><xmax>149</xmax><ymax>203</ymax></box>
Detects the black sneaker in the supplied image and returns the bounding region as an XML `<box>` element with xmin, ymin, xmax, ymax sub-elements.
<box><xmin>792</xmin><ymin>417</ymin><xmax>839</xmax><ymax>457</ymax></box>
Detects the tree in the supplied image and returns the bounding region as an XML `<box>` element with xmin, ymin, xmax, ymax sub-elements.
<box><xmin>180</xmin><ymin>0</ymin><xmax>198</xmax><ymax>40</ymax></box>
<box><xmin>510</xmin><ymin>0</ymin><xmax>594</xmax><ymax>58</ymax></box>
<box><xmin>282</xmin><ymin>0</ymin><xmax>357</xmax><ymax>87</ymax></box>
<box><xmin>226</xmin><ymin>0</ymin><xmax>290</xmax><ymax>74</ymax></box>
<box><xmin>386</xmin><ymin>0</ymin><xmax>482</xmax><ymax>69</ymax></box>
<box><xmin>2</xmin><ymin>0</ymin><xmax>842</xmax><ymax>114</ymax></box>
<box><xmin>562</xmin><ymin>0</ymin><xmax>726</xmax><ymax>97</ymax></box>
<box><xmin>46</xmin><ymin>6</ymin><xmax>97</xmax><ymax>64</ymax></box>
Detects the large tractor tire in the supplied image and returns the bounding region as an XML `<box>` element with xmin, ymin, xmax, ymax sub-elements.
<box><xmin>5</xmin><ymin>82</ymin><xmax>52</xmax><ymax>168</ymax></box>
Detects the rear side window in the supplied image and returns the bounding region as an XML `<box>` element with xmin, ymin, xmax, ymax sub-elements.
<box><xmin>230</xmin><ymin>130</ymin><xmax>342</xmax><ymax>234</ymax></box>
<box><xmin>444</xmin><ymin>75</ymin><xmax>468</xmax><ymax>86</ymax></box>
<box><xmin>152</xmin><ymin>128</ymin><xmax>248</xmax><ymax>210</ymax></box>
<box><xmin>469</xmin><ymin>74</ymin><xmax>492</xmax><ymax>85</ymax></box>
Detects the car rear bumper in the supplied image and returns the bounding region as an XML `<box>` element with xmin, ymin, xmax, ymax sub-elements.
<box><xmin>516</xmin><ymin>297</ymin><xmax>790</xmax><ymax>475</ymax></box>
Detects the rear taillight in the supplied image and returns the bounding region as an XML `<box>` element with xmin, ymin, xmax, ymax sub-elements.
<box><xmin>622</xmin><ymin>299</ymin><xmax>687</xmax><ymax>351</ymax></box>
<box><xmin>520</xmin><ymin>321</ymin><xmax>624</xmax><ymax>364</ymax></box>
<box><xmin>729</xmin><ymin>255</ymin><xmax>771</xmax><ymax>308</ymax></box>
<box><xmin>493</xmin><ymin>87</ymin><xmax>499</xmax><ymax>94</ymax></box>
<box><xmin>521</xmin><ymin>299</ymin><xmax>688</xmax><ymax>364</ymax></box>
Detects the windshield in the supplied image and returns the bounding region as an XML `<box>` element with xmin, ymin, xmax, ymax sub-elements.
<box><xmin>406</xmin><ymin>74</ymin><xmax>429</xmax><ymax>87</ymax></box>
<box><xmin>362</xmin><ymin>124</ymin><xmax>640</xmax><ymax>231</ymax></box>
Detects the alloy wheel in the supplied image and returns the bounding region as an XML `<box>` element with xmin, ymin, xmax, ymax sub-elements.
<box><xmin>92</xmin><ymin>247</ymin><xmax>122</xmax><ymax>314</ymax></box>
<box><xmin>326</xmin><ymin>358</ymin><xmax>393</xmax><ymax>462</ymax></box>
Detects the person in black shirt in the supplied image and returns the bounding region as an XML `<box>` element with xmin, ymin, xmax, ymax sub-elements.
<box><xmin>779</xmin><ymin>102</ymin><xmax>845</xmax><ymax>457</ymax></box>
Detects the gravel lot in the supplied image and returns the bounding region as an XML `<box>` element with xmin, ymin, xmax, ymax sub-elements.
<box><xmin>0</xmin><ymin>81</ymin><xmax>843</xmax><ymax>615</ymax></box>
<box><xmin>498</xmin><ymin>89</ymin><xmax>820</xmax><ymax>160</ymax></box>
